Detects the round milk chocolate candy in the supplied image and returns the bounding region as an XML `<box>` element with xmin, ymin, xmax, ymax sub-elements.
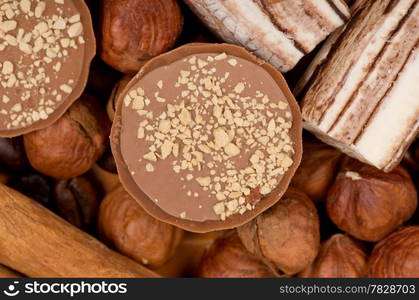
<box><xmin>111</xmin><ymin>43</ymin><xmax>302</xmax><ymax>232</ymax></box>
<box><xmin>0</xmin><ymin>0</ymin><xmax>95</xmax><ymax>136</ymax></box>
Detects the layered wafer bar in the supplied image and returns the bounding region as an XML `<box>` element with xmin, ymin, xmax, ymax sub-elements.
<box><xmin>297</xmin><ymin>0</ymin><xmax>419</xmax><ymax>172</ymax></box>
<box><xmin>185</xmin><ymin>0</ymin><xmax>350</xmax><ymax>72</ymax></box>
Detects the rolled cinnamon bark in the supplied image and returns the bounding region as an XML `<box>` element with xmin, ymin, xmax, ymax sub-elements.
<box><xmin>0</xmin><ymin>184</ymin><xmax>158</xmax><ymax>278</ymax></box>
<box><xmin>0</xmin><ymin>265</ymin><xmax>22</xmax><ymax>278</ymax></box>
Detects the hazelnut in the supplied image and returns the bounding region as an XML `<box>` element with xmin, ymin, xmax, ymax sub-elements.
<box><xmin>299</xmin><ymin>234</ymin><xmax>368</xmax><ymax>278</ymax></box>
<box><xmin>107</xmin><ymin>74</ymin><xmax>133</xmax><ymax>122</ymax></box>
<box><xmin>291</xmin><ymin>137</ymin><xmax>342</xmax><ymax>202</ymax></box>
<box><xmin>97</xmin><ymin>143</ymin><xmax>118</xmax><ymax>174</ymax></box>
<box><xmin>237</xmin><ymin>188</ymin><xmax>320</xmax><ymax>276</ymax></box>
<box><xmin>369</xmin><ymin>226</ymin><xmax>419</xmax><ymax>277</ymax></box>
<box><xmin>24</xmin><ymin>94</ymin><xmax>110</xmax><ymax>179</ymax></box>
<box><xmin>90</xmin><ymin>164</ymin><xmax>121</xmax><ymax>195</ymax></box>
<box><xmin>98</xmin><ymin>185</ymin><xmax>184</xmax><ymax>268</ymax></box>
<box><xmin>156</xmin><ymin>231</ymin><xmax>224</xmax><ymax>277</ymax></box>
<box><xmin>99</xmin><ymin>0</ymin><xmax>183</xmax><ymax>73</ymax></box>
<box><xmin>197</xmin><ymin>232</ymin><xmax>276</xmax><ymax>278</ymax></box>
<box><xmin>52</xmin><ymin>176</ymin><xmax>100</xmax><ymax>231</ymax></box>
<box><xmin>327</xmin><ymin>157</ymin><xmax>417</xmax><ymax>242</ymax></box>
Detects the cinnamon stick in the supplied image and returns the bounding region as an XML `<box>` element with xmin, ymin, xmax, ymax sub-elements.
<box><xmin>0</xmin><ymin>184</ymin><xmax>158</xmax><ymax>278</ymax></box>
<box><xmin>0</xmin><ymin>264</ymin><xmax>22</xmax><ymax>278</ymax></box>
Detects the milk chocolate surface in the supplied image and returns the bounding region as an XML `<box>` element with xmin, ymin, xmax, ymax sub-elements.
<box><xmin>0</xmin><ymin>0</ymin><xmax>95</xmax><ymax>136</ymax></box>
<box><xmin>112</xmin><ymin>44</ymin><xmax>302</xmax><ymax>232</ymax></box>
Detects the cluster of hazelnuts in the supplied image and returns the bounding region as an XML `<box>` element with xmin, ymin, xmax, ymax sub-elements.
<box><xmin>98</xmin><ymin>137</ymin><xmax>419</xmax><ymax>278</ymax></box>
<box><xmin>1</xmin><ymin>0</ymin><xmax>416</xmax><ymax>278</ymax></box>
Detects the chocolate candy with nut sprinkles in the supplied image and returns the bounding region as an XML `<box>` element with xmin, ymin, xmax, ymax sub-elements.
<box><xmin>111</xmin><ymin>43</ymin><xmax>302</xmax><ymax>232</ymax></box>
<box><xmin>0</xmin><ymin>0</ymin><xmax>95</xmax><ymax>136</ymax></box>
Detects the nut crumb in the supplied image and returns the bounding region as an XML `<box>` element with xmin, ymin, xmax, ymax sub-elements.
<box><xmin>146</xmin><ymin>163</ymin><xmax>155</xmax><ymax>172</ymax></box>
<box><xmin>345</xmin><ymin>171</ymin><xmax>362</xmax><ymax>181</ymax></box>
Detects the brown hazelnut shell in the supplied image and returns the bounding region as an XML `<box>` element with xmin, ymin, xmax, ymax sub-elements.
<box><xmin>299</xmin><ymin>234</ymin><xmax>368</xmax><ymax>278</ymax></box>
<box><xmin>90</xmin><ymin>164</ymin><xmax>121</xmax><ymax>195</ymax></box>
<box><xmin>24</xmin><ymin>94</ymin><xmax>110</xmax><ymax>179</ymax></box>
<box><xmin>107</xmin><ymin>74</ymin><xmax>133</xmax><ymax>122</ymax></box>
<box><xmin>291</xmin><ymin>137</ymin><xmax>343</xmax><ymax>202</ymax></box>
<box><xmin>98</xmin><ymin>185</ymin><xmax>184</xmax><ymax>269</ymax></box>
<box><xmin>369</xmin><ymin>226</ymin><xmax>419</xmax><ymax>277</ymax></box>
<box><xmin>197</xmin><ymin>232</ymin><xmax>276</xmax><ymax>278</ymax></box>
<box><xmin>99</xmin><ymin>0</ymin><xmax>183</xmax><ymax>74</ymax></box>
<box><xmin>327</xmin><ymin>157</ymin><xmax>417</xmax><ymax>242</ymax></box>
<box><xmin>0</xmin><ymin>0</ymin><xmax>96</xmax><ymax>137</ymax></box>
<box><xmin>110</xmin><ymin>43</ymin><xmax>303</xmax><ymax>233</ymax></box>
<box><xmin>237</xmin><ymin>188</ymin><xmax>320</xmax><ymax>275</ymax></box>
<box><xmin>155</xmin><ymin>231</ymin><xmax>224</xmax><ymax>277</ymax></box>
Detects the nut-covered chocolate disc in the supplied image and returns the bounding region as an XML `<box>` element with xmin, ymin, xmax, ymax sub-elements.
<box><xmin>111</xmin><ymin>43</ymin><xmax>302</xmax><ymax>232</ymax></box>
<box><xmin>0</xmin><ymin>0</ymin><xmax>95</xmax><ymax>136</ymax></box>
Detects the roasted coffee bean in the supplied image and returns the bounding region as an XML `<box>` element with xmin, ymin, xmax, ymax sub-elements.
<box><xmin>9</xmin><ymin>172</ymin><xmax>53</xmax><ymax>207</ymax></box>
<box><xmin>0</xmin><ymin>137</ymin><xmax>29</xmax><ymax>172</ymax></box>
<box><xmin>53</xmin><ymin>176</ymin><xmax>100</xmax><ymax>231</ymax></box>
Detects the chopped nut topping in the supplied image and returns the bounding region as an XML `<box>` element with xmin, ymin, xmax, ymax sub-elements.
<box><xmin>196</xmin><ymin>176</ymin><xmax>211</xmax><ymax>187</ymax></box>
<box><xmin>143</xmin><ymin>152</ymin><xmax>157</xmax><ymax>162</ymax></box>
<box><xmin>145</xmin><ymin>163</ymin><xmax>155</xmax><ymax>172</ymax></box>
<box><xmin>345</xmin><ymin>171</ymin><xmax>362</xmax><ymax>181</ymax></box>
<box><xmin>227</xmin><ymin>59</ymin><xmax>237</xmax><ymax>66</ymax></box>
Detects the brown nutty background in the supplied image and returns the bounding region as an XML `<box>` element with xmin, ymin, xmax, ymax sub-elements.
<box><xmin>0</xmin><ymin>0</ymin><xmax>417</xmax><ymax>278</ymax></box>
